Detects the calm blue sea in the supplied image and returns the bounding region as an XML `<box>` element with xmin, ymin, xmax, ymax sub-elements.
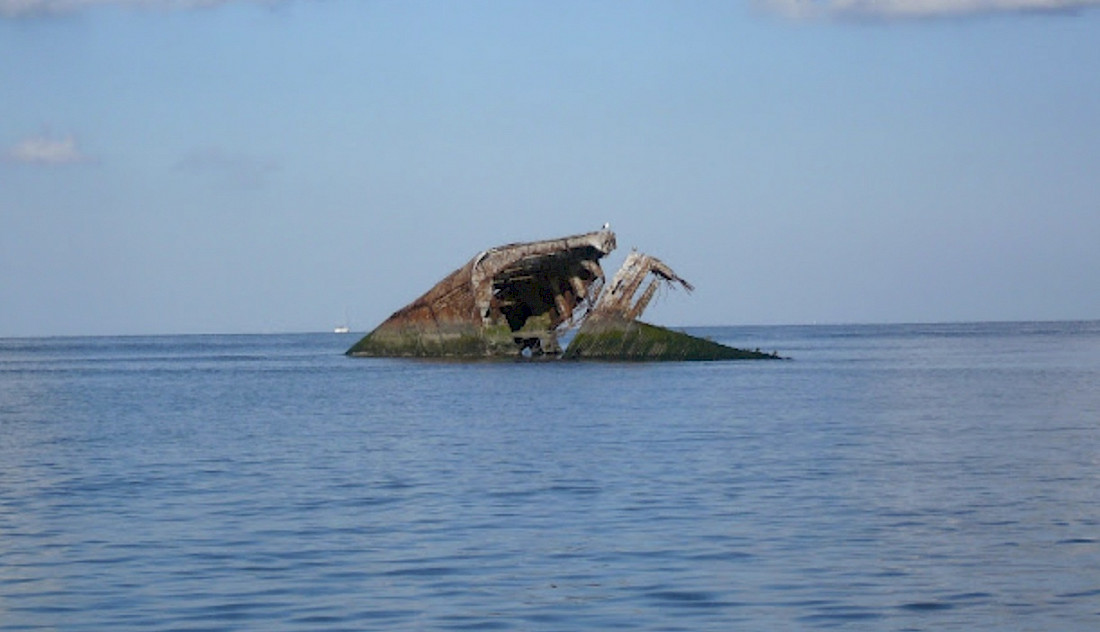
<box><xmin>2</xmin><ymin>322</ymin><xmax>1099</xmax><ymax>631</ymax></box>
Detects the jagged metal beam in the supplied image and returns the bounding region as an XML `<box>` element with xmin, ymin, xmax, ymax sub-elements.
<box><xmin>592</xmin><ymin>251</ymin><xmax>693</xmax><ymax>320</ymax></box>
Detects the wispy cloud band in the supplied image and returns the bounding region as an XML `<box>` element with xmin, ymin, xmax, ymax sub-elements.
<box><xmin>762</xmin><ymin>0</ymin><xmax>1100</xmax><ymax>20</ymax></box>
<box><xmin>0</xmin><ymin>0</ymin><xmax>290</xmax><ymax>18</ymax></box>
<box><xmin>4</xmin><ymin>134</ymin><xmax>89</xmax><ymax>165</ymax></box>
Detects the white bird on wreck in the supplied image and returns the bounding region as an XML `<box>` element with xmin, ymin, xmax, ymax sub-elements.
<box><xmin>602</xmin><ymin>222</ymin><xmax>610</xmax><ymax>230</ymax></box>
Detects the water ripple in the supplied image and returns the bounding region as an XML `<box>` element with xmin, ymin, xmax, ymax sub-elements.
<box><xmin>3</xmin><ymin>327</ymin><xmax>1100</xmax><ymax>630</ymax></box>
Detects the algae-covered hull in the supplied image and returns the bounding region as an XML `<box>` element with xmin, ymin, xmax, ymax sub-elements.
<box><xmin>347</xmin><ymin>228</ymin><xmax>782</xmax><ymax>361</ymax></box>
<box><xmin>564</xmin><ymin>315</ymin><xmax>780</xmax><ymax>361</ymax></box>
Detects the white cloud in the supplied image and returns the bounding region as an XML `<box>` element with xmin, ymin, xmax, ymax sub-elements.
<box><xmin>0</xmin><ymin>0</ymin><xmax>295</xmax><ymax>18</ymax></box>
<box><xmin>762</xmin><ymin>0</ymin><xmax>1100</xmax><ymax>19</ymax></box>
<box><xmin>4</xmin><ymin>134</ymin><xmax>89</xmax><ymax>165</ymax></box>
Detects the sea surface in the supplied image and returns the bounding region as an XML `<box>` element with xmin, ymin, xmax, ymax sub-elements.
<box><xmin>2</xmin><ymin>321</ymin><xmax>1099</xmax><ymax>631</ymax></box>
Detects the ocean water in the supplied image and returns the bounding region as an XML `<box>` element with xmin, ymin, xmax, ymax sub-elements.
<box><xmin>2</xmin><ymin>321</ymin><xmax>1099</xmax><ymax>631</ymax></box>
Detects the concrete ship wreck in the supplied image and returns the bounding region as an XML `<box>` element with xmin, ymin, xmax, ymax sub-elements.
<box><xmin>346</xmin><ymin>228</ymin><xmax>781</xmax><ymax>361</ymax></box>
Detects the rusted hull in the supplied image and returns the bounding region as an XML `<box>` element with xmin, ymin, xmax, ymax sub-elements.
<box><xmin>347</xmin><ymin>228</ymin><xmax>782</xmax><ymax>360</ymax></box>
<box><xmin>347</xmin><ymin>230</ymin><xmax>615</xmax><ymax>358</ymax></box>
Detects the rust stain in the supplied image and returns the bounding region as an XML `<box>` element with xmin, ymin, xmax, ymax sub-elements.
<box><xmin>347</xmin><ymin>229</ymin><xmax>615</xmax><ymax>357</ymax></box>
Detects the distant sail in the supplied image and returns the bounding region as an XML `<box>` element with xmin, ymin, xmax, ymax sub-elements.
<box><xmin>335</xmin><ymin>308</ymin><xmax>351</xmax><ymax>333</ymax></box>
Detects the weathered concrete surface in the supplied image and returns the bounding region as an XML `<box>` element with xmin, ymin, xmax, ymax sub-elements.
<box><xmin>347</xmin><ymin>228</ymin><xmax>782</xmax><ymax>360</ymax></box>
<box><xmin>564</xmin><ymin>314</ymin><xmax>781</xmax><ymax>361</ymax></box>
<box><xmin>346</xmin><ymin>230</ymin><xmax>615</xmax><ymax>358</ymax></box>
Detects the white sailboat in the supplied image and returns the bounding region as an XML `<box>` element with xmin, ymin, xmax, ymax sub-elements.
<box><xmin>334</xmin><ymin>308</ymin><xmax>351</xmax><ymax>334</ymax></box>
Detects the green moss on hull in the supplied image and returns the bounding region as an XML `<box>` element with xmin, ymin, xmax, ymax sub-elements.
<box><xmin>345</xmin><ymin>323</ymin><xmax>524</xmax><ymax>358</ymax></box>
<box><xmin>563</xmin><ymin>317</ymin><xmax>781</xmax><ymax>361</ymax></box>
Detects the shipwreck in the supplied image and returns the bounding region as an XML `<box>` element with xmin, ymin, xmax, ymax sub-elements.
<box><xmin>345</xmin><ymin>228</ymin><xmax>781</xmax><ymax>361</ymax></box>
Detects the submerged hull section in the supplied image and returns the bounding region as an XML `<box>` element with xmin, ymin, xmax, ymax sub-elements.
<box><xmin>564</xmin><ymin>315</ymin><xmax>780</xmax><ymax>361</ymax></box>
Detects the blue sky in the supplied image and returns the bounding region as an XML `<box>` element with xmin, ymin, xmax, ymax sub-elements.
<box><xmin>3</xmin><ymin>0</ymin><xmax>1099</xmax><ymax>336</ymax></box>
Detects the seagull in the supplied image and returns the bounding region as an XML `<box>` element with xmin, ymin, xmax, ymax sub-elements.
<box><xmin>602</xmin><ymin>222</ymin><xmax>610</xmax><ymax>230</ymax></box>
